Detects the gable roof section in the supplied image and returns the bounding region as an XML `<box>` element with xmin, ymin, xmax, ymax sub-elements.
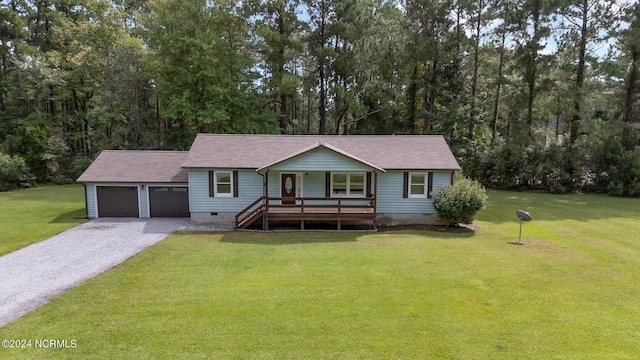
<box><xmin>76</xmin><ymin>150</ymin><xmax>189</xmax><ymax>183</ymax></box>
<box><xmin>256</xmin><ymin>141</ymin><xmax>386</xmax><ymax>173</ymax></box>
<box><xmin>182</xmin><ymin>134</ymin><xmax>460</xmax><ymax>171</ymax></box>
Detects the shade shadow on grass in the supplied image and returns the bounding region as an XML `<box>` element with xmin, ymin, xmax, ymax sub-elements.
<box><xmin>48</xmin><ymin>208</ymin><xmax>86</xmax><ymax>223</ymax></box>
<box><xmin>478</xmin><ymin>190</ymin><xmax>640</xmax><ymax>224</ymax></box>
<box><xmin>218</xmin><ymin>231</ymin><xmax>360</xmax><ymax>245</ymax></box>
<box><xmin>379</xmin><ymin>223</ymin><xmax>476</xmax><ymax>233</ymax></box>
<box><xmin>215</xmin><ymin>226</ymin><xmax>477</xmax><ymax>245</ymax></box>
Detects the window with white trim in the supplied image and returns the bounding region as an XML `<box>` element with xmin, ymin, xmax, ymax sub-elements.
<box><xmin>214</xmin><ymin>171</ymin><xmax>233</xmax><ymax>197</ymax></box>
<box><xmin>409</xmin><ymin>172</ymin><xmax>428</xmax><ymax>198</ymax></box>
<box><xmin>331</xmin><ymin>172</ymin><xmax>365</xmax><ymax>197</ymax></box>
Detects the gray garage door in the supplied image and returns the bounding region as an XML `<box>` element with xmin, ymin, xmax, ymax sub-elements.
<box><xmin>149</xmin><ymin>187</ymin><xmax>189</xmax><ymax>217</ymax></box>
<box><xmin>97</xmin><ymin>186</ymin><xmax>139</xmax><ymax>217</ymax></box>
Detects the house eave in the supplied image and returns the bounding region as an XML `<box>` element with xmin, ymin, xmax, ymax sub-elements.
<box><xmin>256</xmin><ymin>141</ymin><xmax>386</xmax><ymax>174</ymax></box>
<box><xmin>386</xmin><ymin>167</ymin><xmax>462</xmax><ymax>171</ymax></box>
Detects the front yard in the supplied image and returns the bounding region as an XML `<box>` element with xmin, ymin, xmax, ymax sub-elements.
<box><xmin>0</xmin><ymin>185</ymin><xmax>86</xmax><ymax>256</ymax></box>
<box><xmin>0</xmin><ymin>190</ymin><xmax>639</xmax><ymax>358</ymax></box>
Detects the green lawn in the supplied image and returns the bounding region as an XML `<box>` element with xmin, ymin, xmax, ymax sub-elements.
<box><xmin>0</xmin><ymin>185</ymin><xmax>87</xmax><ymax>256</ymax></box>
<box><xmin>1</xmin><ymin>191</ymin><xmax>639</xmax><ymax>359</ymax></box>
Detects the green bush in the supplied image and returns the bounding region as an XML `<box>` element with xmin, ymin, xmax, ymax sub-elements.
<box><xmin>463</xmin><ymin>145</ymin><xmax>527</xmax><ymax>190</ymax></box>
<box><xmin>0</xmin><ymin>152</ymin><xmax>36</xmax><ymax>191</ymax></box>
<box><xmin>587</xmin><ymin>137</ymin><xmax>640</xmax><ymax>197</ymax></box>
<box><xmin>432</xmin><ymin>178</ymin><xmax>488</xmax><ymax>225</ymax></box>
<box><xmin>6</xmin><ymin>114</ymin><xmax>49</xmax><ymax>182</ymax></box>
<box><xmin>68</xmin><ymin>157</ymin><xmax>93</xmax><ymax>180</ymax></box>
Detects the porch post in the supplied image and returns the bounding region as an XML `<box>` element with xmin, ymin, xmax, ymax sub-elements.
<box><xmin>374</xmin><ymin>172</ymin><xmax>378</xmax><ymax>230</ymax></box>
<box><xmin>300</xmin><ymin>198</ymin><xmax>305</xmax><ymax>230</ymax></box>
<box><xmin>263</xmin><ymin>171</ymin><xmax>269</xmax><ymax>231</ymax></box>
<box><xmin>374</xmin><ymin>172</ymin><xmax>378</xmax><ymax>213</ymax></box>
<box><xmin>337</xmin><ymin>198</ymin><xmax>342</xmax><ymax>230</ymax></box>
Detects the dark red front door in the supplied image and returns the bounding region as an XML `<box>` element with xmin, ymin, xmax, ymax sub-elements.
<box><xmin>281</xmin><ymin>174</ymin><xmax>296</xmax><ymax>205</ymax></box>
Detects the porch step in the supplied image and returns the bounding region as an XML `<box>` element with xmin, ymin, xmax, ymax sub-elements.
<box><xmin>236</xmin><ymin>209</ymin><xmax>264</xmax><ymax>229</ymax></box>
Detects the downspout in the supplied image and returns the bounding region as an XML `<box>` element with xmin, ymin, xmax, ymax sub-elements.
<box><xmin>83</xmin><ymin>184</ymin><xmax>89</xmax><ymax>219</ymax></box>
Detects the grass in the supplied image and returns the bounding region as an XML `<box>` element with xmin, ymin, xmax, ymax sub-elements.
<box><xmin>1</xmin><ymin>190</ymin><xmax>639</xmax><ymax>359</ymax></box>
<box><xmin>0</xmin><ymin>185</ymin><xmax>87</xmax><ymax>256</ymax></box>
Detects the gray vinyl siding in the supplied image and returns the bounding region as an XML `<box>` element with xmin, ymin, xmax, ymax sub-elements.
<box><xmin>267</xmin><ymin>170</ymin><xmax>373</xmax><ymax>206</ymax></box>
<box><xmin>267</xmin><ymin>171</ymin><xmax>325</xmax><ymax>198</ymax></box>
<box><xmin>376</xmin><ymin>170</ymin><xmax>452</xmax><ymax>214</ymax></box>
<box><xmin>189</xmin><ymin>169</ymin><xmax>264</xmax><ymax>213</ymax></box>
<box><xmin>139</xmin><ymin>186</ymin><xmax>149</xmax><ymax>218</ymax></box>
<box><xmin>268</xmin><ymin>147</ymin><xmax>372</xmax><ymax>172</ymax></box>
<box><xmin>302</xmin><ymin>171</ymin><xmax>326</xmax><ymax>197</ymax></box>
<box><xmin>86</xmin><ymin>184</ymin><xmax>97</xmax><ymax>218</ymax></box>
<box><xmin>188</xmin><ymin>168</ymin><xmax>452</xmax><ymax>215</ymax></box>
<box><xmin>432</xmin><ymin>171</ymin><xmax>452</xmax><ymax>191</ymax></box>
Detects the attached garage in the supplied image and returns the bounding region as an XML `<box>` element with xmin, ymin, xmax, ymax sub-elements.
<box><xmin>96</xmin><ymin>186</ymin><xmax>139</xmax><ymax>217</ymax></box>
<box><xmin>77</xmin><ymin>151</ymin><xmax>190</xmax><ymax>219</ymax></box>
<box><xmin>149</xmin><ymin>186</ymin><xmax>189</xmax><ymax>217</ymax></box>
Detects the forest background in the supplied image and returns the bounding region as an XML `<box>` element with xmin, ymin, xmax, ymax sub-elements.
<box><xmin>1</xmin><ymin>0</ymin><xmax>639</xmax><ymax>195</ymax></box>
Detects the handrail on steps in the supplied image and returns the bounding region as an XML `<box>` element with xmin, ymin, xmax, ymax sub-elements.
<box><xmin>234</xmin><ymin>196</ymin><xmax>265</xmax><ymax>228</ymax></box>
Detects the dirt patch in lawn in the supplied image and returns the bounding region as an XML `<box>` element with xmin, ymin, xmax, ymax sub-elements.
<box><xmin>378</xmin><ymin>223</ymin><xmax>480</xmax><ymax>233</ymax></box>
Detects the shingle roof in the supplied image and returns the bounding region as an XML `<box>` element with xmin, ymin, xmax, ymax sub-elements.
<box><xmin>183</xmin><ymin>134</ymin><xmax>461</xmax><ymax>171</ymax></box>
<box><xmin>76</xmin><ymin>150</ymin><xmax>189</xmax><ymax>183</ymax></box>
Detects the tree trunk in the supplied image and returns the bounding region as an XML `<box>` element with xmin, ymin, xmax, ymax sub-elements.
<box><xmin>319</xmin><ymin>60</ymin><xmax>326</xmax><ymax>134</ymax></box>
<box><xmin>307</xmin><ymin>89</ymin><xmax>311</xmax><ymax>134</ymax></box>
<box><xmin>469</xmin><ymin>0</ymin><xmax>483</xmax><ymax>140</ymax></box>
<box><xmin>407</xmin><ymin>63</ymin><xmax>419</xmax><ymax>134</ymax></box>
<box><xmin>622</xmin><ymin>48</ymin><xmax>639</xmax><ymax>150</ymax></box>
<box><xmin>422</xmin><ymin>60</ymin><xmax>438</xmax><ymax>135</ymax></box>
<box><xmin>569</xmin><ymin>0</ymin><xmax>588</xmax><ymax>145</ymax></box>
<box><xmin>278</xmin><ymin>15</ymin><xmax>288</xmax><ymax>134</ymax></box>
<box><xmin>279</xmin><ymin>93</ymin><xmax>287</xmax><ymax>134</ymax></box>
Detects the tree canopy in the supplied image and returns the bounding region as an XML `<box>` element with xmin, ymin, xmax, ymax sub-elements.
<box><xmin>0</xmin><ymin>0</ymin><xmax>639</xmax><ymax>195</ymax></box>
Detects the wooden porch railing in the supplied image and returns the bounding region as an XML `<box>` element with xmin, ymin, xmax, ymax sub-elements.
<box><xmin>234</xmin><ymin>196</ymin><xmax>266</xmax><ymax>229</ymax></box>
<box><xmin>235</xmin><ymin>196</ymin><xmax>376</xmax><ymax>230</ymax></box>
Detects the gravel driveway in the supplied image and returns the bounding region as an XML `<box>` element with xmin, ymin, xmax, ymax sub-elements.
<box><xmin>0</xmin><ymin>218</ymin><xmax>224</xmax><ymax>328</ymax></box>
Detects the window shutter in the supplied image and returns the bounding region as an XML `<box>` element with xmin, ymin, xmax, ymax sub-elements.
<box><xmin>428</xmin><ymin>172</ymin><xmax>434</xmax><ymax>198</ymax></box>
<box><xmin>366</xmin><ymin>172</ymin><xmax>372</xmax><ymax>197</ymax></box>
<box><xmin>450</xmin><ymin>172</ymin><xmax>454</xmax><ymax>185</ymax></box>
<box><xmin>325</xmin><ymin>172</ymin><xmax>331</xmax><ymax>197</ymax></box>
<box><xmin>403</xmin><ymin>172</ymin><xmax>409</xmax><ymax>198</ymax></box>
<box><xmin>233</xmin><ymin>170</ymin><xmax>239</xmax><ymax>197</ymax></box>
<box><xmin>209</xmin><ymin>171</ymin><xmax>215</xmax><ymax>197</ymax></box>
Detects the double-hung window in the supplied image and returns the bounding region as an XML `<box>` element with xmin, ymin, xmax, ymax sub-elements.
<box><xmin>213</xmin><ymin>171</ymin><xmax>233</xmax><ymax>197</ymax></box>
<box><xmin>331</xmin><ymin>172</ymin><xmax>365</xmax><ymax>197</ymax></box>
<box><xmin>409</xmin><ymin>172</ymin><xmax>428</xmax><ymax>198</ymax></box>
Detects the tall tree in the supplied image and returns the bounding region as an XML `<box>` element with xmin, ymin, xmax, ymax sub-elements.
<box><xmin>506</xmin><ymin>0</ymin><xmax>554</xmax><ymax>140</ymax></box>
<box><xmin>467</xmin><ymin>0</ymin><xmax>495</xmax><ymax>140</ymax></box>
<box><xmin>404</xmin><ymin>0</ymin><xmax>458</xmax><ymax>135</ymax></box>
<box><xmin>245</xmin><ymin>0</ymin><xmax>304</xmax><ymax>134</ymax></box>
<box><xmin>304</xmin><ymin>0</ymin><xmax>336</xmax><ymax>134</ymax></box>
<box><xmin>144</xmin><ymin>0</ymin><xmax>269</xmax><ymax>147</ymax></box>
<box><xmin>350</xmin><ymin>0</ymin><xmax>407</xmax><ymax>134</ymax></box>
<box><xmin>619</xmin><ymin>2</ymin><xmax>640</xmax><ymax>149</ymax></box>
<box><xmin>556</xmin><ymin>0</ymin><xmax>617</xmax><ymax>145</ymax></box>
<box><xmin>0</xmin><ymin>1</ymin><xmax>30</xmax><ymax>139</ymax></box>
<box><xmin>490</xmin><ymin>24</ymin><xmax>507</xmax><ymax>147</ymax></box>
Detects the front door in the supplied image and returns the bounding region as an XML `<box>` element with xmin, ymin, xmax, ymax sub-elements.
<box><xmin>281</xmin><ymin>173</ymin><xmax>296</xmax><ymax>205</ymax></box>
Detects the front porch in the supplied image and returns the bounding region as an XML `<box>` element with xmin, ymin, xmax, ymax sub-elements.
<box><xmin>235</xmin><ymin>196</ymin><xmax>377</xmax><ymax>230</ymax></box>
<box><xmin>235</xmin><ymin>141</ymin><xmax>384</xmax><ymax>230</ymax></box>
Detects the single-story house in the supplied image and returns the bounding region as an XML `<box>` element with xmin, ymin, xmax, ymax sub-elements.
<box><xmin>77</xmin><ymin>134</ymin><xmax>461</xmax><ymax>229</ymax></box>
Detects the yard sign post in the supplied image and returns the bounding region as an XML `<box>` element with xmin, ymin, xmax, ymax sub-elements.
<box><xmin>516</xmin><ymin>210</ymin><xmax>532</xmax><ymax>244</ymax></box>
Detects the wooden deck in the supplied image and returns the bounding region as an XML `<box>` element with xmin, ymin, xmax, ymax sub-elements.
<box><xmin>235</xmin><ymin>197</ymin><xmax>376</xmax><ymax>230</ymax></box>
